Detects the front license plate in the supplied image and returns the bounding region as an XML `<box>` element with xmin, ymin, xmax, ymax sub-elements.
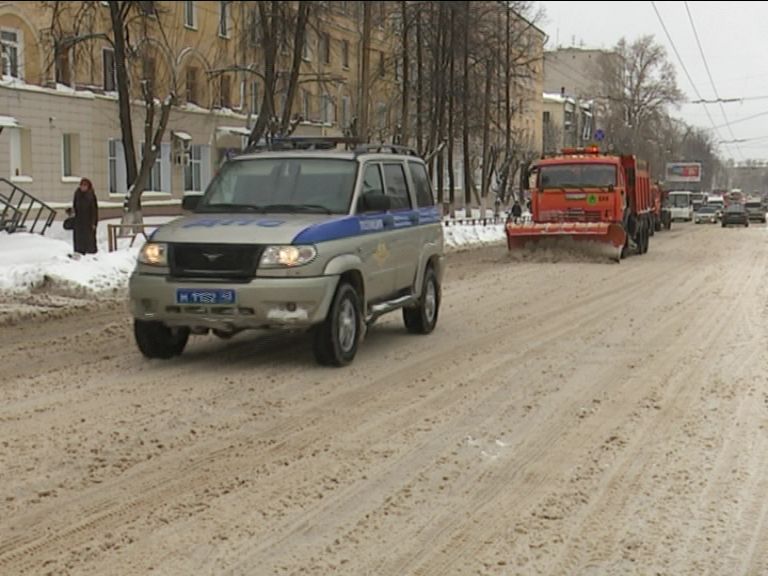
<box><xmin>176</xmin><ymin>289</ymin><xmax>236</xmax><ymax>305</ymax></box>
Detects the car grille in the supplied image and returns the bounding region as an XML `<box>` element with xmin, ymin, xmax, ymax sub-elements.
<box><xmin>169</xmin><ymin>243</ymin><xmax>264</xmax><ymax>280</ymax></box>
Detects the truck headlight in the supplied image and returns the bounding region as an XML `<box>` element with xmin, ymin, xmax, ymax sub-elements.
<box><xmin>139</xmin><ymin>242</ymin><xmax>168</xmax><ymax>266</ymax></box>
<box><xmin>260</xmin><ymin>245</ymin><xmax>317</xmax><ymax>268</ymax></box>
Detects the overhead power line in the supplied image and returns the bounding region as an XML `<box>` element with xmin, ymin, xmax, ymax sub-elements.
<box><xmin>683</xmin><ymin>1</ymin><xmax>745</xmax><ymax>160</ymax></box>
<box><xmin>650</xmin><ymin>1</ymin><xmax>736</xmax><ymax>158</ymax></box>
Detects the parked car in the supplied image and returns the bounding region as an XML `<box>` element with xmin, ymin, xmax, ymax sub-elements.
<box><xmin>129</xmin><ymin>138</ymin><xmax>445</xmax><ymax>367</ymax></box>
<box><xmin>694</xmin><ymin>205</ymin><xmax>719</xmax><ymax>224</ymax></box>
<box><xmin>721</xmin><ymin>204</ymin><xmax>749</xmax><ymax>228</ymax></box>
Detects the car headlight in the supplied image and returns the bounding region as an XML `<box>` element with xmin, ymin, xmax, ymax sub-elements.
<box><xmin>139</xmin><ymin>242</ymin><xmax>168</xmax><ymax>266</ymax></box>
<box><xmin>260</xmin><ymin>245</ymin><xmax>317</xmax><ymax>268</ymax></box>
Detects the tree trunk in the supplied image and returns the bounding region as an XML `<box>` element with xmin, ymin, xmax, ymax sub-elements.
<box><xmin>447</xmin><ymin>5</ymin><xmax>455</xmax><ymax>210</ymax></box>
<box><xmin>279</xmin><ymin>1</ymin><xmax>310</xmax><ymax>133</ymax></box>
<box><xmin>462</xmin><ymin>1</ymin><xmax>472</xmax><ymax>209</ymax></box>
<box><xmin>249</xmin><ymin>1</ymin><xmax>280</xmax><ymax>147</ymax></box>
<box><xmin>427</xmin><ymin>3</ymin><xmax>442</xmax><ymax>157</ymax></box>
<box><xmin>480</xmin><ymin>58</ymin><xmax>493</xmax><ymax>200</ymax></box>
<box><xmin>358</xmin><ymin>2</ymin><xmax>372</xmax><ymax>141</ymax></box>
<box><xmin>416</xmin><ymin>5</ymin><xmax>425</xmax><ymax>155</ymax></box>
<box><xmin>109</xmin><ymin>2</ymin><xmax>138</xmax><ymax>208</ymax></box>
<box><xmin>399</xmin><ymin>0</ymin><xmax>410</xmax><ymax>146</ymax></box>
<box><xmin>504</xmin><ymin>4</ymin><xmax>512</xmax><ymax>204</ymax></box>
<box><xmin>434</xmin><ymin>4</ymin><xmax>448</xmax><ymax>205</ymax></box>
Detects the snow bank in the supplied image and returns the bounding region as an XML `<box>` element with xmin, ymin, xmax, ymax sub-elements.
<box><xmin>1</xmin><ymin>217</ymin><xmax>504</xmax><ymax>297</ymax></box>
<box><xmin>0</xmin><ymin>233</ymin><xmax>139</xmax><ymax>297</ymax></box>
<box><xmin>443</xmin><ymin>223</ymin><xmax>505</xmax><ymax>250</ymax></box>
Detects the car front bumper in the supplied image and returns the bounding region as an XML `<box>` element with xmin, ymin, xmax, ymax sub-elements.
<box><xmin>129</xmin><ymin>273</ymin><xmax>339</xmax><ymax>329</ymax></box>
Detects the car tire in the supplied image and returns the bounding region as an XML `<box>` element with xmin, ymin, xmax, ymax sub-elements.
<box><xmin>404</xmin><ymin>266</ymin><xmax>441</xmax><ymax>335</ymax></box>
<box><xmin>134</xmin><ymin>320</ymin><xmax>189</xmax><ymax>359</ymax></box>
<box><xmin>313</xmin><ymin>281</ymin><xmax>362</xmax><ymax>367</ymax></box>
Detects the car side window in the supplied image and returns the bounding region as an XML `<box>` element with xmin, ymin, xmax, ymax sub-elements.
<box><xmin>408</xmin><ymin>161</ymin><xmax>434</xmax><ymax>207</ymax></box>
<box><xmin>382</xmin><ymin>163</ymin><xmax>412</xmax><ymax>210</ymax></box>
<box><xmin>362</xmin><ymin>163</ymin><xmax>384</xmax><ymax>196</ymax></box>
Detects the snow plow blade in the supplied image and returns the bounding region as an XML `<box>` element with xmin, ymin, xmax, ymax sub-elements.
<box><xmin>506</xmin><ymin>222</ymin><xmax>627</xmax><ymax>261</ymax></box>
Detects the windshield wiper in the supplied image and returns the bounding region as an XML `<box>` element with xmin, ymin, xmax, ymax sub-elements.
<box><xmin>260</xmin><ymin>204</ymin><xmax>333</xmax><ymax>215</ymax></box>
<box><xmin>196</xmin><ymin>203</ymin><xmax>263</xmax><ymax>213</ymax></box>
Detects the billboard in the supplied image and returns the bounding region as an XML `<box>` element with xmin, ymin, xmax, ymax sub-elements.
<box><xmin>666</xmin><ymin>162</ymin><xmax>702</xmax><ymax>183</ymax></box>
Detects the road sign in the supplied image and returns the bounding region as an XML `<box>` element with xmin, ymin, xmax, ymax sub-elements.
<box><xmin>594</xmin><ymin>129</ymin><xmax>605</xmax><ymax>141</ymax></box>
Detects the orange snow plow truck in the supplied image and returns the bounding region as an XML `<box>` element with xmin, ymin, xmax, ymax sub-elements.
<box><xmin>507</xmin><ymin>146</ymin><xmax>654</xmax><ymax>262</ymax></box>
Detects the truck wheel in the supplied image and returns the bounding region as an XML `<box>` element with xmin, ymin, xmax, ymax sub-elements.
<box><xmin>134</xmin><ymin>320</ymin><xmax>189</xmax><ymax>359</ymax></box>
<box><xmin>313</xmin><ymin>281</ymin><xmax>361</xmax><ymax>367</ymax></box>
<box><xmin>404</xmin><ymin>266</ymin><xmax>441</xmax><ymax>335</ymax></box>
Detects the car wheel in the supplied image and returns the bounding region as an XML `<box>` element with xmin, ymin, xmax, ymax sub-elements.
<box><xmin>134</xmin><ymin>320</ymin><xmax>189</xmax><ymax>359</ymax></box>
<box><xmin>403</xmin><ymin>266</ymin><xmax>441</xmax><ymax>334</ymax></box>
<box><xmin>313</xmin><ymin>281</ymin><xmax>361</xmax><ymax>367</ymax></box>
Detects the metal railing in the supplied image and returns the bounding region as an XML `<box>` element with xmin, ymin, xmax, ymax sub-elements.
<box><xmin>0</xmin><ymin>178</ymin><xmax>57</xmax><ymax>235</ymax></box>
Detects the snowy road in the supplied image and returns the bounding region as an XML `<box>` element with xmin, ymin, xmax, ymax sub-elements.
<box><xmin>2</xmin><ymin>222</ymin><xmax>768</xmax><ymax>575</ymax></box>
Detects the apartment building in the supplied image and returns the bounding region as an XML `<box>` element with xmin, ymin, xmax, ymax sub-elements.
<box><xmin>0</xmin><ymin>1</ymin><xmax>400</xmax><ymax>205</ymax></box>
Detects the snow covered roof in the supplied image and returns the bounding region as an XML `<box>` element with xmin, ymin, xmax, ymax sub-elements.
<box><xmin>0</xmin><ymin>115</ymin><xmax>19</xmax><ymax>128</ymax></box>
<box><xmin>172</xmin><ymin>131</ymin><xmax>192</xmax><ymax>141</ymax></box>
<box><xmin>543</xmin><ymin>92</ymin><xmax>575</xmax><ymax>104</ymax></box>
<box><xmin>216</xmin><ymin>126</ymin><xmax>251</xmax><ymax>137</ymax></box>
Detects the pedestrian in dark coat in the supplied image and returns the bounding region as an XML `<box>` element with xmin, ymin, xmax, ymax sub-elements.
<box><xmin>73</xmin><ymin>178</ymin><xmax>99</xmax><ymax>255</ymax></box>
<box><xmin>511</xmin><ymin>200</ymin><xmax>523</xmax><ymax>223</ymax></box>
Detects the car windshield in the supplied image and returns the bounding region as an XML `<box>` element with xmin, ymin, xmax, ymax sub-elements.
<box><xmin>670</xmin><ymin>195</ymin><xmax>691</xmax><ymax>207</ymax></box>
<box><xmin>697</xmin><ymin>206</ymin><xmax>716</xmax><ymax>213</ymax></box>
<box><xmin>726</xmin><ymin>204</ymin><xmax>745</xmax><ymax>213</ymax></box>
<box><xmin>197</xmin><ymin>157</ymin><xmax>358</xmax><ymax>214</ymax></box>
<box><xmin>746</xmin><ymin>202</ymin><xmax>762</xmax><ymax>208</ymax></box>
<box><xmin>539</xmin><ymin>164</ymin><xmax>616</xmax><ymax>188</ymax></box>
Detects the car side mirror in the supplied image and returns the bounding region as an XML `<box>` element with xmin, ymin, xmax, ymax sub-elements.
<box><xmin>182</xmin><ymin>194</ymin><xmax>202</xmax><ymax>211</ymax></box>
<box><xmin>358</xmin><ymin>192</ymin><xmax>391</xmax><ymax>213</ymax></box>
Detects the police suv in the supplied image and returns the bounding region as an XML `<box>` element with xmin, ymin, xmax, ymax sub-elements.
<box><xmin>129</xmin><ymin>139</ymin><xmax>445</xmax><ymax>366</ymax></box>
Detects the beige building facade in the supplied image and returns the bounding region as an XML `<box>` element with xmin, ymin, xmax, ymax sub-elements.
<box><xmin>0</xmin><ymin>1</ymin><xmax>400</xmax><ymax>205</ymax></box>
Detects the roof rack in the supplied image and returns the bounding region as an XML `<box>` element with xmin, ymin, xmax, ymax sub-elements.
<box><xmin>352</xmin><ymin>143</ymin><xmax>419</xmax><ymax>157</ymax></box>
<box><xmin>243</xmin><ymin>136</ymin><xmax>362</xmax><ymax>153</ymax></box>
<box><xmin>243</xmin><ymin>136</ymin><xmax>420</xmax><ymax>158</ymax></box>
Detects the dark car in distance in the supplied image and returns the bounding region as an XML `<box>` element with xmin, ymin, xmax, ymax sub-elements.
<box><xmin>721</xmin><ymin>204</ymin><xmax>749</xmax><ymax>228</ymax></box>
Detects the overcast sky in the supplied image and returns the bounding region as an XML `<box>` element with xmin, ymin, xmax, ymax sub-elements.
<box><xmin>539</xmin><ymin>1</ymin><xmax>768</xmax><ymax>162</ymax></box>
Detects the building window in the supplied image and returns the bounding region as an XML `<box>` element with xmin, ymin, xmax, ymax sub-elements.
<box><xmin>321</xmin><ymin>94</ymin><xmax>334</xmax><ymax>124</ymax></box>
<box><xmin>341</xmin><ymin>95</ymin><xmax>351</xmax><ymax>128</ymax></box>
<box><xmin>142</xmin><ymin>57</ymin><xmax>156</xmax><ymax>93</ymax></box>
<box><xmin>184</xmin><ymin>144</ymin><xmax>202</xmax><ymax>192</ymax></box>
<box><xmin>186</xmin><ymin>66</ymin><xmax>198</xmax><ymax>104</ymax></box>
<box><xmin>62</xmin><ymin>133</ymin><xmax>81</xmax><ymax>178</ymax></box>
<box><xmin>543</xmin><ymin>111</ymin><xmax>550</xmax><ymax>124</ymax></box>
<box><xmin>142</xmin><ymin>143</ymin><xmax>163</xmax><ymax>192</ymax></box>
<box><xmin>108</xmin><ymin>139</ymin><xmax>118</xmax><ymax>194</ymax></box>
<box><xmin>377</xmin><ymin>102</ymin><xmax>387</xmax><ymax>126</ymax></box>
<box><xmin>219</xmin><ymin>1</ymin><xmax>231</xmax><ymax>38</ymax></box>
<box><xmin>1</xmin><ymin>28</ymin><xmax>23</xmax><ymax>79</ymax></box>
<box><xmin>184</xmin><ymin>1</ymin><xmax>197</xmax><ymax>29</ymax></box>
<box><xmin>342</xmin><ymin>39</ymin><xmax>350</xmax><ymax>68</ymax></box>
<box><xmin>378</xmin><ymin>52</ymin><xmax>385</xmax><ymax>78</ymax></box>
<box><xmin>249</xmin><ymin>8</ymin><xmax>260</xmax><ymax>46</ymax></box>
<box><xmin>302</xmin><ymin>31</ymin><xmax>311</xmax><ymax>61</ymax></box>
<box><xmin>55</xmin><ymin>47</ymin><xmax>71</xmax><ymax>85</ymax></box>
<box><xmin>320</xmin><ymin>33</ymin><xmax>331</xmax><ymax>64</ymax></box>
<box><xmin>251</xmin><ymin>80</ymin><xmax>260</xmax><ymax>114</ymax></box>
<box><xmin>102</xmin><ymin>48</ymin><xmax>116</xmax><ymax>91</ymax></box>
<box><xmin>219</xmin><ymin>75</ymin><xmax>231</xmax><ymax>108</ymax></box>
<box><xmin>10</xmin><ymin>128</ymin><xmax>32</xmax><ymax>179</ymax></box>
<box><xmin>139</xmin><ymin>0</ymin><xmax>157</xmax><ymax>16</ymax></box>
<box><xmin>301</xmin><ymin>90</ymin><xmax>311</xmax><ymax>120</ymax></box>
